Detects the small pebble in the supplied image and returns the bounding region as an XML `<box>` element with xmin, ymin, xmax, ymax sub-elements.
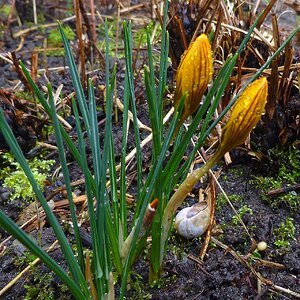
<box><xmin>257</xmin><ymin>241</ymin><xmax>267</xmax><ymax>251</ymax></box>
<box><xmin>0</xmin><ymin>191</ymin><xmax>10</xmax><ymax>202</ymax></box>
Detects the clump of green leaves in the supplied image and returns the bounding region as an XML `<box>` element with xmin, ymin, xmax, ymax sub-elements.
<box><xmin>47</xmin><ymin>25</ymin><xmax>76</xmax><ymax>56</ymax></box>
<box><xmin>273</xmin><ymin>217</ymin><xmax>296</xmax><ymax>249</ymax></box>
<box><xmin>248</xmin><ymin>249</ymin><xmax>262</xmax><ymax>265</ymax></box>
<box><xmin>0</xmin><ymin>153</ymin><xmax>54</xmax><ymax>201</ymax></box>
<box><xmin>251</xmin><ymin>148</ymin><xmax>300</xmax><ymax>209</ymax></box>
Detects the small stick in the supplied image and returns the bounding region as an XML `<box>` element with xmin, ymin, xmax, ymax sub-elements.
<box><xmin>115</xmin><ymin>97</ymin><xmax>151</xmax><ymax>132</ymax></box>
<box><xmin>199</xmin><ymin>177</ymin><xmax>216</xmax><ymax>260</ymax></box>
<box><xmin>10</xmin><ymin>52</ymin><xmax>32</xmax><ymax>92</ymax></box>
<box><xmin>267</xmin><ymin>183</ymin><xmax>300</xmax><ymax>196</ymax></box>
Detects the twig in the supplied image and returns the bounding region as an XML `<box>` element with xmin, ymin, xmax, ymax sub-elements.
<box><xmin>10</xmin><ymin>51</ymin><xmax>32</xmax><ymax>92</ymax></box>
<box><xmin>115</xmin><ymin>97</ymin><xmax>151</xmax><ymax>132</ymax></box>
<box><xmin>187</xmin><ymin>254</ymin><xmax>212</xmax><ymax>277</ymax></box>
<box><xmin>12</xmin><ymin>16</ymin><xmax>77</xmax><ymax>38</ymax></box>
<box><xmin>267</xmin><ymin>183</ymin><xmax>300</xmax><ymax>196</ymax></box>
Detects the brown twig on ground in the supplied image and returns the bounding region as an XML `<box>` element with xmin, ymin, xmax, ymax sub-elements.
<box><xmin>187</xmin><ymin>254</ymin><xmax>212</xmax><ymax>277</ymax></box>
<box><xmin>267</xmin><ymin>183</ymin><xmax>300</xmax><ymax>196</ymax></box>
<box><xmin>252</xmin><ymin>0</ymin><xmax>277</xmax><ymax>29</ymax></box>
<box><xmin>45</xmin><ymin>178</ymin><xmax>86</xmax><ymax>201</ymax></box>
<box><xmin>266</xmin><ymin>15</ymin><xmax>280</xmax><ymax>120</ymax></box>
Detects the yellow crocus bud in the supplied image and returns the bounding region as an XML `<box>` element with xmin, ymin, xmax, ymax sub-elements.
<box><xmin>219</xmin><ymin>77</ymin><xmax>268</xmax><ymax>154</ymax></box>
<box><xmin>174</xmin><ymin>34</ymin><xmax>213</xmax><ymax>130</ymax></box>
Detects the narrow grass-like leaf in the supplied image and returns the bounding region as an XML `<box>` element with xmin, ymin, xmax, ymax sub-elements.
<box><xmin>123</xmin><ymin>21</ymin><xmax>142</xmax><ymax>205</ymax></box>
<box><xmin>86</xmin><ymin>81</ymin><xmax>108</xmax><ymax>293</ymax></box>
<box><xmin>157</xmin><ymin>0</ymin><xmax>169</xmax><ymax>129</ymax></box>
<box><xmin>47</xmin><ymin>84</ymin><xmax>85</xmax><ymax>276</ymax></box>
<box><xmin>72</xmin><ymin>98</ymin><xmax>103</xmax><ymax>295</ymax></box>
<box><xmin>148</xmin><ymin>0</ymin><xmax>171</xmax><ymax>277</ymax></box>
<box><xmin>19</xmin><ymin>61</ymin><xmax>90</xmax><ymax>178</ymax></box>
<box><xmin>119</xmin><ymin>75</ymin><xmax>130</xmax><ymax>238</ymax></box>
<box><xmin>59</xmin><ymin>23</ymin><xmax>89</xmax><ymax>130</ymax></box>
<box><xmin>145</xmin><ymin>28</ymin><xmax>159</xmax><ymax>157</ymax></box>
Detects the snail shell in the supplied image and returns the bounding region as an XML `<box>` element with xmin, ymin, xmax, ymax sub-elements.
<box><xmin>175</xmin><ymin>201</ymin><xmax>211</xmax><ymax>239</ymax></box>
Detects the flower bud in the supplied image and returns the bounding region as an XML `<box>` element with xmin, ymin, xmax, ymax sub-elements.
<box><xmin>174</xmin><ymin>34</ymin><xmax>213</xmax><ymax>126</ymax></box>
<box><xmin>220</xmin><ymin>77</ymin><xmax>268</xmax><ymax>154</ymax></box>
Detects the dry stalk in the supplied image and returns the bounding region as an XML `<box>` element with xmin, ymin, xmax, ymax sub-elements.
<box><xmin>115</xmin><ymin>97</ymin><xmax>151</xmax><ymax>132</ymax></box>
<box><xmin>74</xmin><ymin>0</ymin><xmax>86</xmax><ymax>89</ymax></box>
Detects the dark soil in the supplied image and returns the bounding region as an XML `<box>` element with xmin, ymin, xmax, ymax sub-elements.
<box><xmin>0</xmin><ymin>1</ymin><xmax>299</xmax><ymax>300</ymax></box>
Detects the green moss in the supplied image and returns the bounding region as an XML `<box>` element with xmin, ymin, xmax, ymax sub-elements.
<box><xmin>47</xmin><ymin>26</ymin><xmax>76</xmax><ymax>56</ymax></box>
<box><xmin>217</xmin><ymin>193</ymin><xmax>244</xmax><ymax>209</ymax></box>
<box><xmin>250</xmin><ymin>148</ymin><xmax>300</xmax><ymax>209</ymax></box>
<box><xmin>230</xmin><ymin>167</ymin><xmax>244</xmax><ymax>179</ymax></box>
<box><xmin>129</xmin><ymin>273</ymin><xmax>152</xmax><ymax>300</ymax></box>
<box><xmin>0</xmin><ymin>152</ymin><xmax>54</xmax><ymax>202</ymax></box>
<box><xmin>24</xmin><ymin>270</ymin><xmax>72</xmax><ymax>300</ymax></box>
<box><xmin>0</xmin><ymin>4</ymin><xmax>11</xmax><ymax>17</ymax></box>
<box><xmin>14</xmin><ymin>251</ymin><xmax>71</xmax><ymax>299</ymax></box>
<box><xmin>14</xmin><ymin>251</ymin><xmax>37</xmax><ymax>268</ymax></box>
<box><xmin>231</xmin><ymin>204</ymin><xmax>253</xmax><ymax>225</ymax></box>
<box><xmin>15</xmin><ymin>91</ymin><xmax>35</xmax><ymax>101</ymax></box>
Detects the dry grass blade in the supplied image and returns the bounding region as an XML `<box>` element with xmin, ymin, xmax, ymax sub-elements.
<box><xmin>254</xmin><ymin>0</ymin><xmax>277</xmax><ymax>29</ymax></box>
<box><xmin>266</xmin><ymin>15</ymin><xmax>280</xmax><ymax>120</ymax></box>
<box><xmin>115</xmin><ymin>97</ymin><xmax>151</xmax><ymax>132</ymax></box>
<box><xmin>75</xmin><ymin>0</ymin><xmax>86</xmax><ymax>89</ymax></box>
<box><xmin>279</xmin><ymin>42</ymin><xmax>294</xmax><ymax>106</ymax></box>
<box><xmin>199</xmin><ymin>176</ymin><xmax>216</xmax><ymax>260</ymax></box>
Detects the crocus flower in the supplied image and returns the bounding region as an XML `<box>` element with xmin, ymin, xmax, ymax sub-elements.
<box><xmin>174</xmin><ymin>34</ymin><xmax>213</xmax><ymax>129</ymax></box>
<box><xmin>219</xmin><ymin>77</ymin><xmax>268</xmax><ymax>154</ymax></box>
